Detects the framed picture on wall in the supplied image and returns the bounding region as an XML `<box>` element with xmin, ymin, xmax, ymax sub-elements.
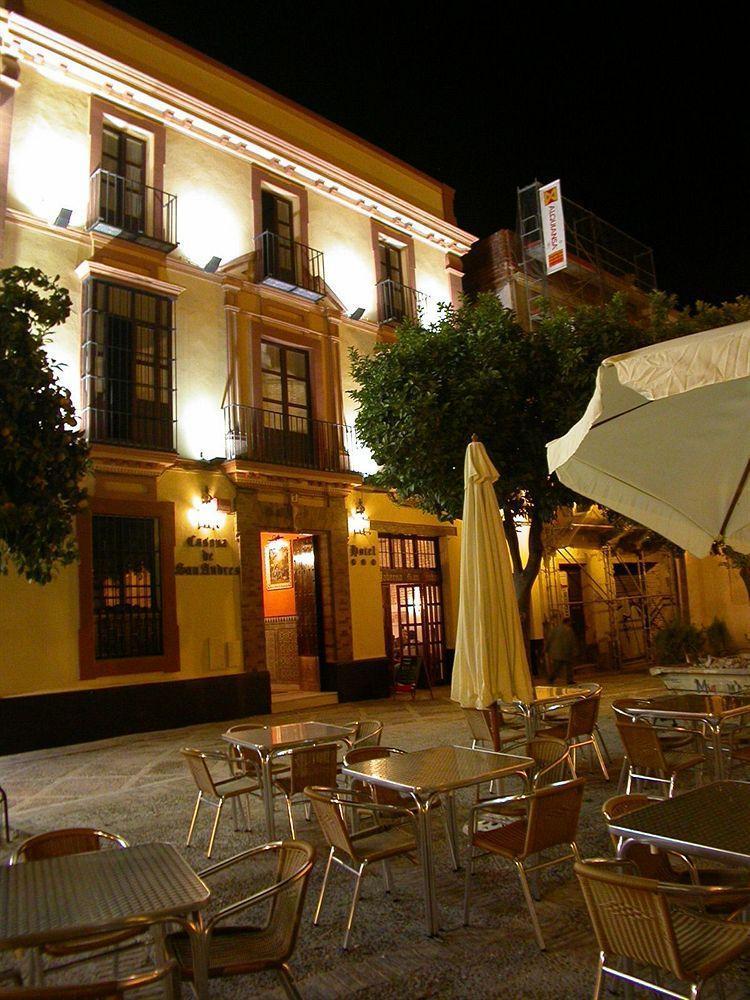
<box><xmin>265</xmin><ymin>537</ymin><xmax>293</xmax><ymax>590</ymax></box>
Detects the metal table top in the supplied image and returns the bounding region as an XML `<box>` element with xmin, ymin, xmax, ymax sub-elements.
<box><xmin>343</xmin><ymin>745</ymin><xmax>534</xmax><ymax>797</ymax></box>
<box><xmin>0</xmin><ymin>842</ymin><xmax>210</xmax><ymax>950</ymax></box>
<box><xmin>626</xmin><ymin>693</ymin><xmax>750</xmax><ymax>724</ymax></box>
<box><xmin>608</xmin><ymin>781</ymin><xmax>750</xmax><ymax>867</ymax></box>
<box><xmin>223</xmin><ymin>721</ymin><xmax>354</xmax><ymax>753</ymax></box>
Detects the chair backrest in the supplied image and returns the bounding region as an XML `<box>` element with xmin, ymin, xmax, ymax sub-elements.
<box><xmin>524</xmin><ymin>778</ymin><xmax>586</xmax><ymax>857</ymax></box>
<box><xmin>602</xmin><ymin>794</ymin><xmax>680</xmax><ymax>880</ymax></box>
<box><xmin>11</xmin><ymin>828</ymin><xmax>128</xmax><ymax>865</ymax></box>
<box><xmin>574</xmin><ymin>861</ymin><xmax>685</xmax><ymax>979</ymax></box>
<box><xmin>264</xmin><ymin>840</ymin><xmax>316</xmax><ymax>961</ymax></box>
<box><xmin>180</xmin><ymin>747</ymin><xmax>220</xmax><ymax>798</ymax></box>
<box><xmin>565</xmin><ymin>693</ymin><xmax>600</xmax><ymax>739</ymax></box>
<box><xmin>223</xmin><ymin>727</ymin><xmax>262</xmax><ymax>777</ymax></box>
<box><xmin>615</xmin><ymin>720</ymin><xmax>667</xmax><ymax>772</ymax></box>
<box><xmin>305</xmin><ymin>786</ymin><xmax>356</xmax><ymax>859</ymax></box>
<box><xmin>354</xmin><ymin>720</ymin><xmax>384</xmax><ymax>748</ymax></box>
<box><xmin>463</xmin><ymin>708</ymin><xmax>492</xmax><ymax>743</ymax></box>
<box><xmin>288</xmin><ymin>744</ymin><xmax>338</xmax><ymax>796</ymax></box>
<box><xmin>526</xmin><ymin>737</ymin><xmax>572</xmax><ymax>788</ymax></box>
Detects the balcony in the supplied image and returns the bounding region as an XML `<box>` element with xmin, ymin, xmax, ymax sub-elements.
<box><xmin>376</xmin><ymin>278</ymin><xmax>425</xmax><ymax>325</ymax></box>
<box><xmin>254</xmin><ymin>230</ymin><xmax>325</xmax><ymax>300</ymax></box>
<box><xmin>88</xmin><ymin>168</ymin><xmax>178</xmax><ymax>253</ymax></box>
<box><xmin>224</xmin><ymin>404</ymin><xmax>354</xmax><ymax>474</ymax></box>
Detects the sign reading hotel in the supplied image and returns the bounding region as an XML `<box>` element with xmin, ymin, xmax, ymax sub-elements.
<box><xmin>539</xmin><ymin>179</ymin><xmax>567</xmax><ymax>274</ymax></box>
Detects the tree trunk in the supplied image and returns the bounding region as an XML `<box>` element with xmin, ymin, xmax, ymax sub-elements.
<box><xmin>503</xmin><ymin>509</ymin><xmax>545</xmax><ymax>642</ymax></box>
<box><xmin>740</xmin><ymin>562</ymin><xmax>750</xmax><ymax>603</ymax></box>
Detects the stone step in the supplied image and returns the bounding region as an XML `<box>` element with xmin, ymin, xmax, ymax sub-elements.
<box><xmin>270</xmin><ymin>689</ymin><xmax>339</xmax><ymax>713</ymax></box>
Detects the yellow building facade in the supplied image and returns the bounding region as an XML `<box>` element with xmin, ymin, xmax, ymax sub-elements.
<box><xmin>0</xmin><ymin>0</ymin><xmax>473</xmax><ymax>749</ymax></box>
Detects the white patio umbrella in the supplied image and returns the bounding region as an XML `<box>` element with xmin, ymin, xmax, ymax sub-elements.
<box><xmin>451</xmin><ymin>438</ymin><xmax>533</xmax><ymax>750</ymax></box>
<box><xmin>547</xmin><ymin>321</ymin><xmax>750</xmax><ymax>558</ymax></box>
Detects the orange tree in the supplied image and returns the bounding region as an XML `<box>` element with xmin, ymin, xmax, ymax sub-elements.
<box><xmin>350</xmin><ymin>292</ymin><xmax>750</xmax><ymax>622</ymax></box>
<box><xmin>0</xmin><ymin>266</ymin><xmax>88</xmax><ymax>583</ymax></box>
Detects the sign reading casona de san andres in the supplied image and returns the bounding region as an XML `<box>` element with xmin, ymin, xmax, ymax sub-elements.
<box><xmin>175</xmin><ymin>535</ymin><xmax>240</xmax><ymax>576</ymax></box>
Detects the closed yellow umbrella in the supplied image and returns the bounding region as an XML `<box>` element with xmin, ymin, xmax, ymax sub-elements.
<box><xmin>451</xmin><ymin>438</ymin><xmax>533</xmax><ymax>749</ymax></box>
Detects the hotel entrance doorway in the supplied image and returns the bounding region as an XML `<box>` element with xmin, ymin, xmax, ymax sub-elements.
<box><xmin>380</xmin><ymin>534</ymin><xmax>446</xmax><ymax>683</ymax></box>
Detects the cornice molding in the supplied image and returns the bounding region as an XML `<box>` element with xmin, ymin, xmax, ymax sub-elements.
<box><xmin>2</xmin><ymin>10</ymin><xmax>477</xmax><ymax>255</ymax></box>
<box><xmin>75</xmin><ymin>259</ymin><xmax>186</xmax><ymax>297</ymax></box>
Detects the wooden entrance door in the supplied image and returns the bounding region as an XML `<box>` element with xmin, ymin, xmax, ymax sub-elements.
<box><xmin>293</xmin><ymin>536</ymin><xmax>323</xmax><ymax>689</ymax></box>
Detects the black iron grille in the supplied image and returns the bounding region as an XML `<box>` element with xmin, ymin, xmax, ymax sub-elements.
<box><xmin>92</xmin><ymin>515</ymin><xmax>163</xmax><ymax>660</ymax></box>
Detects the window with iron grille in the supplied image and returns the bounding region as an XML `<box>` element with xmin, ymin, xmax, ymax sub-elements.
<box><xmin>81</xmin><ymin>280</ymin><xmax>175</xmax><ymax>450</ymax></box>
<box><xmin>92</xmin><ymin>515</ymin><xmax>163</xmax><ymax>659</ymax></box>
<box><xmin>379</xmin><ymin>535</ymin><xmax>439</xmax><ymax>570</ymax></box>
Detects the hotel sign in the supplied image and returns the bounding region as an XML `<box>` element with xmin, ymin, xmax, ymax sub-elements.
<box><xmin>539</xmin><ymin>179</ymin><xmax>567</xmax><ymax>274</ymax></box>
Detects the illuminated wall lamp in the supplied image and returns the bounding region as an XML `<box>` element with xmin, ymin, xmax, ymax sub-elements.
<box><xmin>190</xmin><ymin>487</ymin><xmax>224</xmax><ymax>531</ymax></box>
<box><xmin>348</xmin><ymin>498</ymin><xmax>370</xmax><ymax>536</ymax></box>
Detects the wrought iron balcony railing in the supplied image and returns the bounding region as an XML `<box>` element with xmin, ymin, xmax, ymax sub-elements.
<box><xmin>88</xmin><ymin>168</ymin><xmax>178</xmax><ymax>252</ymax></box>
<box><xmin>254</xmin><ymin>230</ymin><xmax>326</xmax><ymax>300</ymax></box>
<box><xmin>224</xmin><ymin>404</ymin><xmax>354</xmax><ymax>473</ymax></box>
<box><xmin>376</xmin><ymin>278</ymin><xmax>425</xmax><ymax>325</ymax></box>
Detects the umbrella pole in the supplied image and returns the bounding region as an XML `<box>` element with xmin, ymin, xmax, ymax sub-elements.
<box><xmin>488</xmin><ymin>703</ymin><xmax>501</xmax><ymax>752</ymax></box>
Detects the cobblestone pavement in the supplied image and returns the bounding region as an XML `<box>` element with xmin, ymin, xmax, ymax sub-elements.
<box><xmin>1</xmin><ymin>671</ymin><xmax>748</xmax><ymax>998</ymax></box>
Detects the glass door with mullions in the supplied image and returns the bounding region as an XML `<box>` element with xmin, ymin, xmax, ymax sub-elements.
<box><xmin>262</xmin><ymin>190</ymin><xmax>296</xmax><ymax>285</ymax></box>
<box><xmin>260</xmin><ymin>341</ymin><xmax>312</xmax><ymax>465</ymax></box>
<box><xmin>101</xmin><ymin>125</ymin><xmax>146</xmax><ymax>233</ymax></box>
<box><xmin>379</xmin><ymin>239</ymin><xmax>406</xmax><ymax>319</ymax></box>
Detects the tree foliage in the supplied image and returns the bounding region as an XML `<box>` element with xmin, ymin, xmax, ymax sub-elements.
<box><xmin>350</xmin><ymin>291</ymin><xmax>750</xmax><ymax>610</ymax></box>
<box><xmin>0</xmin><ymin>266</ymin><xmax>89</xmax><ymax>583</ymax></box>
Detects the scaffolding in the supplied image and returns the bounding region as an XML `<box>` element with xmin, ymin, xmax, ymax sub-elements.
<box><xmin>540</xmin><ymin>541</ymin><xmax>680</xmax><ymax>671</ymax></box>
<box><xmin>516</xmin><ymin>181</ymin><xmax>657</xmax><ymax>327</ymax></box>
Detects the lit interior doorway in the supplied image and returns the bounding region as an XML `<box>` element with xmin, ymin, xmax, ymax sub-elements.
<box><xmin>260</xmin><ymin>531</ymin><xmax>324</xmax><ymax>691</ymax></box>
<box><xmin>380</xmin><ymin>534</ymin><xmax>446</xmax><ymax>684</ymax></box>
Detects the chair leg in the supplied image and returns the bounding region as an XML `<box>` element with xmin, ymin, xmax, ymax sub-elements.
<box><xmin>313</xmin><ymin>847</ymin><xmax>334</xmax><ymax>926</ymax></box>
<box><xmin>594</xmin><ymin>726</ymin><xmax>613</xmax><ymax>764</ymax></box>
<box><xmin>186</xmin><ymin>793</ymin><xmax>202</xmax><ymax>847</ymax></box>
<box><xmin>516</xmin><ymin>861</ymin><xmax>546</xmax><ymax>951</ymax></box>
<box><xmin>591</xmin><ymin>735</ymin><xmax>610</xmax><ymax>781</ymax></box>
<box><xmin>304</xmin><ymin>800</ymin><xmax>312</xmax><ymax>822</ymax></box>
<box><xmin>286</xmin><ymin>797</ymin><xmax>296</xmax><ymax>839</ymax></box>
<box><xmin>0</xmin><ymin>789</ymin><xmax>9</xmax><ymax>843</ymax></box>
<box><xmin>617</xmin><ymin>756</ymin><xmax>629</xmax><ymax>794</ymax></box>
<box><xmin>381</xmin><ymin>858</ymin><xmax>393</xmax><ymax>894</ymax></box>
<box><xmin>463</xmin><ymin>846</ymin><xmax>476</xmax><ymax>925</ymax></box>
<box><xmin>592</xmin><ymin>952</ymin><xmax>605</xmax><ymax>1000</ymax></box>
<box><xmin>343</xmin><ymin>865</ymin><xmax>365</xmax><ymax>950</ymax></box>
<box><xmin>443</xmin><ymin>795</ymin><xmax>460</xmax><ymax>871</ymax></box>
<box><xmin>277</xmin><ymin>964</ymin><xmax>302</xmax><ymax>1000</ymax></box>
<box><xmin>230</xmin><ymin>795</ymin><xmax>240</xmax><ymax>832</ymax></box>
<box><xmin>206</xmin><ymin>800</ymin><xmax>223</xmax><ymax>858</ymax></box>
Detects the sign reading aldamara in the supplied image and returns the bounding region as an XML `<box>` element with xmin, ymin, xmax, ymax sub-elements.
<box><xmin>539</xmin><ymin>179</ymin><xmax>567</xmax><ymax>275</ymax></box>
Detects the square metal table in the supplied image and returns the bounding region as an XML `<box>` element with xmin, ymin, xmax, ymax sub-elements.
<box><xmin>608</xmin><ymin>780</ymin><xmax>750</xmax><ymax>868</ymax></box>
<box><xmin>223</xmin><ymin>721</ymin><xmax>355</xmax><ymax>839</ymax></box>
<box><xmin>625</xmin><ymin>693</ymin><xmax>750</xmax><ymax>778</ymax></box>
<box><xmin>0</xmin><ymin>842</ymin><xmax>210</xmax><ymax>995</ymax></box>
<box><xmin>343</xmin><ymin>744</ymin><xmax>534</xmax><ymax>935</ymax></box>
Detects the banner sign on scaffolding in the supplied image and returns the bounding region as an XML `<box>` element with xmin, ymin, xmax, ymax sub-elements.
<box><xmin>539</xmin><ymin>179</ymin><xmax>567</xmax><ymax>274</ymax></box>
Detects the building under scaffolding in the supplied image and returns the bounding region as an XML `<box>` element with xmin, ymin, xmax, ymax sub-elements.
<box><xmin>535</xmin><ymin>508</ymin><xmax>684</xmax><ymax>671</ymax></box>
<box><xmin>463</xmin><ymin>182</ymin><xmax>658</xmax><ymax>331</ymax></box>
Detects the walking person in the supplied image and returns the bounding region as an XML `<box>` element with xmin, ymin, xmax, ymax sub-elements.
<box><xmin>546</xmin><ymin>614</ymin><xmax>578</xmax><ymax>684</ymax></box>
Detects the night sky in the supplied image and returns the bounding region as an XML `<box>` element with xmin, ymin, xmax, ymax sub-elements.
<box><xmin>108</xmin><ymin>2</ymin><xmax>747</xmax><ymax>306</ymax></box>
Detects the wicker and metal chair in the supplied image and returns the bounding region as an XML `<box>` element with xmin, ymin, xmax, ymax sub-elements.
<box><xmin>273</xmin><ymin>743</ymin><xmax>339</xmax><ymax>838</ymax></box>
<box><xmin>9</xmin><ymin>829</ymin><xmax>141</xmax><ymax>974</ymax></box>
<box><xmin>461</xmin><ymin>707</ymin><xmax>524</xmax><ymax>752</ymax></box>
<box><xmin>612</xmin><ymin>700</ymin><xmax>698</xmax><ymax>792</ymax></box>
<box><xmin>342</xmin><ymin>746</ymin><xmax>459</xmax><ymax>868</ymax></box>
<box><xmin>351</xmin><ymin>720</ymin><xmax>384</xmax><ymax>748</ymax></box>
<box><xmin>575</xmin><ymin>858</ymin><xmax>750</xmax><ymax>999</ymax></box>
<box><xmin>475</xmin><ymin>737</ymin><xmax>575</xmax><ymax>820</ymax></box>
<box><xmin>165</xmin><ymin>840</ymin><xmax>314</xmax><ymax>1000</ymax></box>
<box><xmin>0</xmin><ymin>960</ymin><xmax>176</xmax><ymax>999</ymax></box>
<box><xmin>0</xmin><ymin>785</ymin><xmax>9</xmax><ymax>843</ymax></box>
<box><xmin>464</xmin><ymin>777</ymin><xmax>586</xmax><ymax>950</ymax></box>
<box><xmin>615</xmin><ymin>720</ymin><xmax>704</xmax><ymax>798</ymax></box>
<box><xmin>181</xmin><ymin>747</ymin><xmax>261</xmax><ymax>857</ymax></box>
<box><xmin>537</xmin><ymin>692</ymin><xmax>609</xmax><ymax>780</ymax></box>
<box><xmin>305</xmin><ymin>785</ymin><xmax>419</xmax><ymax>949</ymax></box>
